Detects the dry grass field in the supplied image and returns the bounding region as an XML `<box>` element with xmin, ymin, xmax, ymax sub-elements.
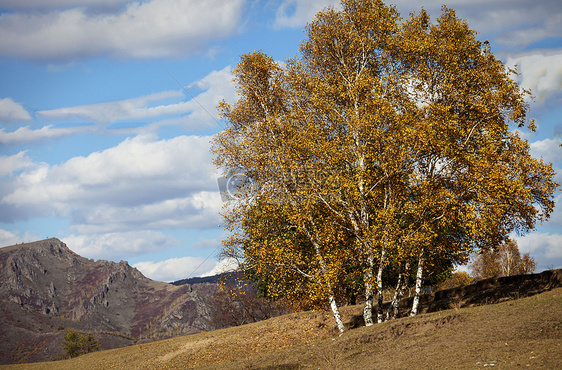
<box><xmin>4</xmin><ymin>286</ymin><xmax>561</xmax><ymax>369</ymax></box>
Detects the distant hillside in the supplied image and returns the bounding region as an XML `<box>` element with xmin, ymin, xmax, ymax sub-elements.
<box><xmin>0</xmin><ymin>238</ymin><xmax>221</xmax><ymax>365</ymax></box>
<box><xmin>172</xmin><ymin>271</ymin><xmax>242</xmax><ymax>286</ymax></box>
<box><xmin>6</xmin><ymin>275</ymin><xmax>562</xmax><ymax>369</ymax></box>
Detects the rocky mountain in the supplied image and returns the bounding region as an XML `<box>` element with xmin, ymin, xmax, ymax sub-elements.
<box><xmin>0</xmin><ymin>238</ymin><xmax>220</xmax><ymax>364</ymax></box>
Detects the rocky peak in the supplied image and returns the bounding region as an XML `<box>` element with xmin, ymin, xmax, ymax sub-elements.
<box><xmin>0</xmin><ymin>238</ymin><xmax>220</xmax><ymax>365</ymax></box>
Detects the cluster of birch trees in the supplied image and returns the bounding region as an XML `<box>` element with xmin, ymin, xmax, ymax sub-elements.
<box><xmin>212</xmin><ymin>0</ymin><xmax>557</xmax><ymax>333</ymax></box>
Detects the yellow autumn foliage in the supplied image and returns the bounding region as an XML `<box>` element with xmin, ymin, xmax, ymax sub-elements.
<box><xmin>212</xmin><ymin>0</ymin><xmax>558</xmax><ymax>330</ymax></box>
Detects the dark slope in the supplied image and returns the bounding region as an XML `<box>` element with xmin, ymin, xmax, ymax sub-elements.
<box><xmin>0</xmin><ymin>238</ymin><xmax>219</xmax><ymax>364</ymax></box>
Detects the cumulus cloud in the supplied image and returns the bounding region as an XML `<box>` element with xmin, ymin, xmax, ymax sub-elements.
<box><xmin>183</xmin><ymin>67</ymin><xmax>237</xmax><ymax>125</ymax></box>
<box><xmin>200</xmin><ymin>257</ymin><xmax>238</xmax><ymax>277</ymax></box>
<box><xmin>543</xmin><ymin>193</ymin><xmax>562</xmax><ymax>228</ymax></box>
<box><xmin>133</xmin><ymin>256</ymin><xmax>218</xmax><ymax>282</ymax></box>
<box><xmin>71</xmin><ymin>191</ymin><xmax>222</xmax><ymax>234</ymax></box>
<box><xmin>504</xmin><ymin>51</ymin><xmax>562</xmax><ymax>103</ymax></box>
<box><xmin>3</xmin><ymin>0</ymin><xmax>557</xmax><ymax>62</ymax></box>
<box><xmin>275</xmin><ymin>0</ymin><xmax>561</xmax><ymax>50</ymax></box>
<box><xmin>0</xmin><ymin>98</ymin><xmax>32</xmax><ymax>123</ymax></box>
<box><xmin>0</xmin><ymin>229</ymin><xmax>40</xmax><ymax>248</ymax></box>
<box><xmin>393</xmin><ymin>0</ymin><xmax>562</xmax><ymax>48</ymax></box>
<box><xmin>0</xmin><ymin>151</ymin><xmax>34</xmax><ymax>177</ymax></box>
<box><xmin>530</xmin><ymin>137</ymin><xmax>562</xmax><ymax>165</ymax></box>
<box><xmin>0</xmin><ymin>0</ymin><xmax>245</xmax><ymax>61</ymax></box>
<box><xmin>528</xmin><ymin>137</ymin><xmax>562</xmax><ymax>229</ymax></box>
<box><xmin>133</xmin><ymin>255</ymin><xmax>236</xmax><ymax>282</ymax></box>
<box><xmin>515</xmin><ymin>232</ymin><xmax>562</xmax><ymax>271</ymax></box>
<box><xmin>495</xmin><ymin>10</ymin><xmax>562</xmax><ymax>48</ymax></box>
<box><xmin>63</xmin><ymin>230</ymin><xmax>177</xmax><ymax>261</ymax></box>
<box><xmin>0</xmin><ymin>134</ymin><xmax>222</xmax><ymax>231</ymax></box>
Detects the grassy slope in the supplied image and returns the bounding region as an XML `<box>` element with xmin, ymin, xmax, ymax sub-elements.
<box><xmin>4</xmin><ymin>287</ymin><xmax>561</xmax><ymax>369</ymax></box>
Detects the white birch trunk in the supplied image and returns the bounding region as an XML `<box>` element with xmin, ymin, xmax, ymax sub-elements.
<box><xmin>355</xmin><ymin>138</ymin><xmax>375</xmax><ymax>328</ymax></box>
<box><xmin>362</xmin><ymin>267</ymin><xmax>374</xmax><ymax>327</ymax></box>
<box><xmin>329</xmin><ymin>295</ymin><xmax>345</xmax><ymax>333</ymax></box>
<box><xmin>410</xmin><ymin>249</ymin><xmax>425</xmax><ymax>317</ymax></box>
<box><xmin>386</xmin><ymin>274</ymin><xmax>401</xmax><ymax>321</ymax></box>
<box><xmin>376</xmin><ymin>248</ymin><xmax>386</xmax><ymax>323</ymax></box>
<box><xmin>302</xmin><ymin>222</ymin><xmax>345</xmax><ymax>333</ymax></box>
<box><xmin>394</xmin><ymin>260</ymin><xmax>411</xmax><ymax>319</ymax></box>
<box><xmin>386</xmin><ymin>259</ymin><xmax>410</xmax><ymax>320</ymax></box>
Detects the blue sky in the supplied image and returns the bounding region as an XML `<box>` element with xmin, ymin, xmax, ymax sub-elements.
<box><xmin>0</xmin><ymin>0</ymin><xmax>561</xmax><ymax>282</ymax></box>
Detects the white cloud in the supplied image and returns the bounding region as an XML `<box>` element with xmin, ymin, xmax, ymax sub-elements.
<box><xmin>36</xmin><ymin>66</ymin><xmax>235</xmax><ymax>128</ymax></box>
<box><xmin>512</xmin><ymin>129</ymin><xmax>535</xmax><ymax>143</ymax></box>
<box><xmin>504</xmin><ymin>51</ymin><xmax>562</xmax><ymax>103</ymax></box>
<box><xmin>133</xmin><ymin>256</ymin><xmax>218</xmax><ymax>282</ymax></box>
<box><xmin>0</xmin><ymin>229</ymin><xmax>22</xmax><ymax>247</ymax></box>
<box><xmin>495</xmin><ymin>10</ymin><xmax>562</xmax><ymax>48</ymax></box>
<box><xmin>544</xmin><ymin>193</ymin><xmax>562</xmax><ymax>229</ymax></box>
<box><xmin>530</xmin><ymin>138</ymin><xmax>562</xmax><ymax>165</ymax></box>
<box><xmin>0</xmin><ymin>98</ymin><xmax>32</xmax><ymax>123</ymax></box>
<box><xmin>37</xmin><ymin>91</ymin><xmax>184</xmax><ymax>124</ymax></box>
<box><xmin>524</xmin><ymin>137</ymin><xmax>562</xmax><ymax>229</ymax></box>
<box><xmin>275</xmin><ymin>0</ymin><xmax>562</xmax><ymax>50</ymax></box>
<box><xmin>515</xmin><ymin>232</ymin><xmax>562</xmax><ymax>271</ymax></box>
<box><xmin>0</xmin><ymin>229</ymin><xmax>40</xmax><ymax>248</ymax></box>
<box><xmin>392</xmin><ymin>0</ymin><xmax>562</xmax><ymax>48</ymax></box>
<box><xmin>200</xmin><ymin>257</ymin><xmax>238</xmax><ymax>277</ymax></box>
<box><xmin>3</xmin><ymin>0</ymin><xmax>557</xmax><ymax>61</ymax></box>
<box><xmin>0</xmin><ymin>125</ymin><xmax>94</xmax><ymax>145</ymax></box>
<box><xmin>63</xmin><ymin>230</ymin><xmax>177</xmax><ymax>261</ymax></box>
<box><xmin>0</xmin><ymin>0</ymin><xmax>245</xmax><ymax>61</ymax></box>
<box><xmin>71</xmin><ymin>191</ymin><xmax>222</xmax><ymax>234</ymax></box>
<box><xmin>133</xmin><ymin>255</ymin><xmax>237</xmax><ymax>282</ymax></box>
<box><xmin>0</xmin><ymin>151</ymin><xmax>33</xmax><ymax>177</ymax></box>
<box><xmin>185</xmin><ymin>67</ymin><xmax>237</xmax><ymax>125</ymax></box>
<box><xmin>0</xmin><ymin>134</ymin><xmax>222</xmax><ymax>231</ymax></box>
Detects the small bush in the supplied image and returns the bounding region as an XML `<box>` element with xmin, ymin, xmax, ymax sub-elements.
<box><xmin>209</xmin><ymin>281</ymin><xmax>289</xmax><ymax>329</ymax></box>
<box><xmin>435</xmin><ymin>271</ymin><xmax>474</xmax><ymax>291</ymax></box>
<box><xmin>59</xmin><ymin>328</ymin><xmax>101</xmax><ymax>359</ymax></box>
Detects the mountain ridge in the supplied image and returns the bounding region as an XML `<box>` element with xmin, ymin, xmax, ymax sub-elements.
<box><xmin>0</xmin><ymin>238</ymin><xmax>221</xmax><ymax>364</ymax></box>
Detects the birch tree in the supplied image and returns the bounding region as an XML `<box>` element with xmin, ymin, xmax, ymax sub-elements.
<box><xmin>213</xmin><ymin>52</ymin><xmax>351</xmax><ymax>332</ymax></box>
<box><xmin>212</xmin><ymin>0</ymin><xmax>558</xmax><ymax>330</ymax></box>
<box><xmin>471</xmin><ymin>238</ymin><xmax>537</xmax><ymax>280</ymax></box>
<box><xmin>398</xmin><ymin>7</ymin><xmax>557</xmax><ymax>316</ymax></box>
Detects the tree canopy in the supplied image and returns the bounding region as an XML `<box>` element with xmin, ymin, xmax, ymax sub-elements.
<box><xmin>212</xmin><ymin>0</ymin><xmax>558</xmax><ymax>332</ymax></box>
<box><xmin>471</xmin><ymin>238</ymin><xmax>537</xmax><ymax>280</ymax></box>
